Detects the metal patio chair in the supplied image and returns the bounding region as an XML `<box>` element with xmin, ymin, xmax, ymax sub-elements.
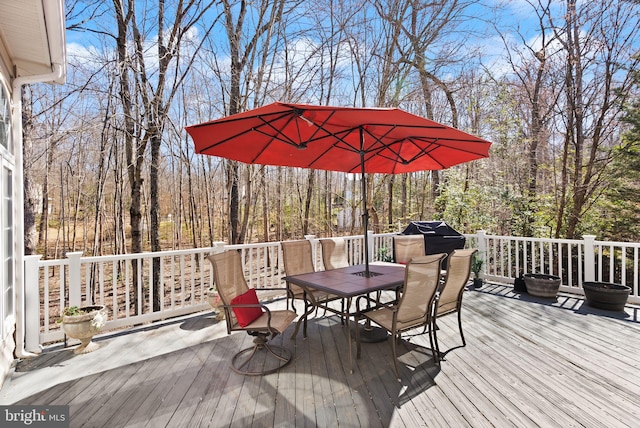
<box><xmin>208</xmin><ymin>250</ymin><xmax>297</xmax><ymax>376</ymax></box>
<box><xmin>393</xmin><ymin>235</ymin><xmax>426</xmax><ymax>264</ymax></box>
<box><xmin>281</xmin><ymin>240</ymin><xmax>345</xmax><ymax>338</ymax></box>
<box><xmin>356</xmin><ymin>253</ymin><xmax>446</xmax><ymax>380</ymax></box>
<box><xmin>432</xmin><ymin>248</ymin><xmax>477</xmax><ymax>361</ymax></box>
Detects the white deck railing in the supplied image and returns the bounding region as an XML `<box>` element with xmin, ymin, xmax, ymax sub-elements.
<box><xmin>23</xmin><ymin>231</ymin><xmax>639</xmax><ymax>352</ymax></box>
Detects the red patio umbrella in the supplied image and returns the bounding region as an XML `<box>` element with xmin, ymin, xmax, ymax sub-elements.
<box><xmin>186</xmin><ymin>102</ymin><xmax>491</xmax><ymax>275</ymax></box>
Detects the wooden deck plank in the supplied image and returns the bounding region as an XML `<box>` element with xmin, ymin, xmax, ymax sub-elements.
<box><xmin>467</xmin><ymin>288</ymin><xmax>640</xmax><ymax>426</ymax></box>
<box><xmin>272</xmin><ymin>329</ymin><xmax>299</xmax><ymax>426</ymax></box>
<box><xmin>167</xmin><ymin>331</ymin><xmax>242</xmax><ymax>427</ymax></box>
<box><xmin>3</xmin><ymin>283</ymin><xmax>640</xmax><ymax>428</ymax></box>
<box><xmin>305</xmin><ymin>316</ymin><xmax>339</xmax><ymax>428</ymax></box>
<box><xmin>317</xmin><ymin>315</ymin><xmax>377</xmax><ymax>427</ymax></box>
<box><xmin>204</xmin><ymin>331</ymin><xmax>252</xmax><ymax>426</ymax></box>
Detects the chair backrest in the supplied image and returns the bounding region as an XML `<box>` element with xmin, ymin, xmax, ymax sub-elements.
<box><xmin>393</xmin><ymin>235</ymin><xmax>425</xmax><ymax>264</ymax></box>
<box><xmin>320</xmin><ymin>238</ymin><xmax>349</xmax><ymax>270</ymax></box>
<box><xmin>281</xmin><ymin>240</ymin><xmax>315</xmax><ymax>295</ymax></box>
<box><xmin>396</xmin><ymin>253</ymin><xmax>446</xmax><ymax>325</ymax></box>
<box><xmin>207</xmin><ymin>250</ymin><xmax>249</xmax><ymax>331</ymax></box>
<box><xmin>437</xmin><ymin>248</ymin><xmax>477</xmax><ymax>315</ymax></box>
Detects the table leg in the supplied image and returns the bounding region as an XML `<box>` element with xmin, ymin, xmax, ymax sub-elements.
<box><xmin>347</xmin><ymin>309</ymin><xmax>353</xmax><ymax>374</ymax></box>
<box><xmin>290</xmin><ymin>291</ymin><xmax>316</xmax><ymax>340</ymax></box>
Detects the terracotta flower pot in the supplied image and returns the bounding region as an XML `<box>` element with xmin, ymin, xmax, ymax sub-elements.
<box><xmin>60</xmin><ymin>305</ymin><xmax>106</xmax><ymax>354</ymax></box>
<box><xmin>523</xmin><ymin>273</ymin><xmax>561</xmax><ymax>298</ymax></box>
<box><xmin>582</xmin><ymin>282</ymin><xmax>630</xmax><ymax>311</ymax></box>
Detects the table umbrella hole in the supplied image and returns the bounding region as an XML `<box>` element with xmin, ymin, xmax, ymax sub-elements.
<box><xmin>352</xmin><ymin>270</ymin><xmax>383</xmax><ymax>277</ymax></box>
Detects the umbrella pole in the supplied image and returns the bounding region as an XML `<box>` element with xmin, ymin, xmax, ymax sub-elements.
<box><xmin>359</xmin><ymin>132</ymin><xmax>370</xmax><ymax>277</ymax></box>
<box><xmin>358</xmin><ymin>132</ymin><xmax>388</xmax><ymax>343</ymax></box>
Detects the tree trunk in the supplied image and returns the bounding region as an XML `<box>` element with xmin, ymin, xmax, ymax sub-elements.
<box><xmin>22</xmin><ymin>88</ymin><xmax>37</xmax><ymax>255</ymax></box>
<box><xmin>302</xmin><ymin>170</ymin><xmax>314</xmax><ymax>235</ymax></box>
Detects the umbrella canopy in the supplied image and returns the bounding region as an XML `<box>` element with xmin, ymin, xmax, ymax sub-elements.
<box><xmin>186</xmin><ymin>102</ymin><xmax>491</xmax><ymax>175</ymax></box>
<box><xmin>186</xmin><ymin>102</ymin><xmax>491</xmax><ymax>275</ymax></box>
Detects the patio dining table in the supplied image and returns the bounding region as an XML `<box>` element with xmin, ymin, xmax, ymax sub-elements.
<box><xmin>284</xmin><ymin>263</ymin><xmax>406</xmax><ymax>372</ymax></box>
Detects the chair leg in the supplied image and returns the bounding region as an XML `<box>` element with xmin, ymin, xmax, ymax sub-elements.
<box><xmin>391</xmin><ymin>330</ymin><xmax>400</xmax><ymax>381</ymax></box>
<box><xmin>231</xmin><ymin>333</ymin><xmax>292</xmax><ymax>376</ymax></box>
<box><xmin>355</xmin><ymin>314</ymin><xmax>362</xmax><ymax>358</ymax></box>
<box><xmin>431</xmin><ymin>317</ymin><xmax>441</xmax><ymax>363</ymax></box>
<box><xmin>457</xmin><ymin>309</ymin><xmax>466</xmax><ymax>346</ymax></box>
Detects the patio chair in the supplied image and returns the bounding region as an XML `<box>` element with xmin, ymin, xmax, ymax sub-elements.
<box><xmin>432</xmin><ymin>248</ymin><xmax>477</xmax><ymax>361</ymax></box>
<box><xmin>281</xmin><ymin>240</ymin><xmax>345</xmax><ymax>338</ymax></box>
<box><xmin>319</xmin><ymin>237</ymin><xmax>350</xmax><ymax>270</ymax></box>
<box><xmin>207</xmin><ymin>250</ymin><xmax>297</xmax><ymax>376</ymax></box>
<box><xmin>355</xmin><ymin>253</ymin><xmax>446</xmax><ymax>380</ymax></box>
<box><xmin>393</xmin><ymin>235</ymin><xmax>425</xmax><ymax>264</ymax></box>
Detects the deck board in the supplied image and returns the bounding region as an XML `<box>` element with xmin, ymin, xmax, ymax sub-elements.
<box><xmin>2</xmin><ymin>283</ymin><xmax>640</xmax><ymax>427</ymax></box>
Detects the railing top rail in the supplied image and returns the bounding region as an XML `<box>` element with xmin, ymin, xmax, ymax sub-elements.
<box><xmin>71</xmin><ymin>247</ymin><xmax>218</xmax><ymax>263</ymax></box>
<box><xmin>225</xmin><ymin>242</ymin><xmax>282</xmax><ymax>250</ymax></box>
<box><xmin>594</xmin><ymin>240</ymin><xmax>640</xmax><ymax>248</ymax></box>
<box><xmin>481</xmin><ymin>234</ymin><xmax>583</xmax><ymax>245</ymax></box>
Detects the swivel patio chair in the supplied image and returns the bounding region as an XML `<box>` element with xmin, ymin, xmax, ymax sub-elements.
<box><xmin>208</xmin><ymin>250</ymin><xmax>297</xmax><ymax>376</ymax></box>
<box><xmin>356</xmin><ymin>253</ymin><xmax>446</xmax><ymax>380</ymax></box>
<box><xmin>432</xmin><ymin>248</ymin><xmax>477</xmax><ymax>361</ymax></box>
<box><xmin>393</xmin><ymin>235</ymin><xmax>426</xmax><ymax>264</ymax></box>
<box><xmin>281</xmin><ymin>240</ymin><xmax>345</xmax><ymax>338</ymax></box>
<box><xmin>319</xmin><ymin>237</ymin><xmax>350</xmax><ymax>270</ymax></box>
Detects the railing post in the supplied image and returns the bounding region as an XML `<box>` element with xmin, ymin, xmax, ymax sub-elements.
<box><xmin>476</xmin><ymin>230</ymin><xmax>487</xmax><ymax>253</ymax></box>
<box><xmin>476</xmin><ymin>230</ymin><xmax>487</xmax><ymax>275</ymax></box>
<box><xmin>211</xmin><ymin>241</ymin><xmax>227</xmax><ymax>254</ymax></box>
<box><xmin>67</xmin><ymin>252</ymin><xmax>83</xmax><ymax>307</ymax></box>
<box><xmin>583</xmin><ymin>235</ymin><xmax>596</xmax><ymax>282</ymax></box>
<box><xmin>24</xmin><ymin>255</ymin><xmax>42</xmax><ymax>353</ymax></box>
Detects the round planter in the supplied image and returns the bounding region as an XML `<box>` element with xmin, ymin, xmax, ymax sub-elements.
<box><xmin>206</xmin><ymin>288</ymin><xmax>225</xmax><ymax>321</ymax></box>
<box><xmin>582</xmin><ymin>282</ymin><xmax>630</xmax><ymax>311</ymax></box>
<box><xmin>61</xmin><ymin>305</ymin><xmax>106</xmax><ymax>354</ymax></box>
<box><xmin>523</xmin><ymin>273</ymin><xmax>561</xmax><ymax>298</ymax></box>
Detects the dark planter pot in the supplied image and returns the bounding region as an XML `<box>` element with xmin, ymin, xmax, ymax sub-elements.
<box><xmin>523</xmin><ymin>273</ymin><xmax>561</xmax><ymax>298</ymax></box>
<box><xmin>473</xmin><ymin>278</ymin><xmax>483</xmax><ymax>288</ymax></box>
<box><xmin>582</xmin><ymin>282</ymin><xmax>631</xmax><ymax>311</ymax></box>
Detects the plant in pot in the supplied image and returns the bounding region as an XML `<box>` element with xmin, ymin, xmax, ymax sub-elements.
<box><xmin>376</xmin><ymin>247</ymin><xmax>393</xmax><ymax>263</ymax></box>
<box><xmin>59</xmin><ymin>305</ymin><xmax>107</xmax><ymax>354</ymax></box>
<box><xmin>471</xmin><ymin>254</ymin><xmax>484</xmax><ymax>288</ymax></box>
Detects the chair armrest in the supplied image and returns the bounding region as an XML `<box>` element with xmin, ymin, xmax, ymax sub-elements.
<box><xmin>222</xmin><ymin>302</ymin><xmax>275</xmax><ymax>328</ymax></box>
<box><xmin>222</xmin><ymin>302</ymin><xmax>270</xmax><ymax>311</ymax></box>
<box><xmin>255</xmin><ymin>287</ymin><xmax>289</xmax><ymax>292</ymax></box>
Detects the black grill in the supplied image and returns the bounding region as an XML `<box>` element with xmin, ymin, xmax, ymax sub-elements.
<box><xmin>399</xmin><ymin>221</ymin><xmax>466</xmax><ymax>258</ymax></box>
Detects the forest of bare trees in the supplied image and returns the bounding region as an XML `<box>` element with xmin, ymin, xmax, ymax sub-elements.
<box><xmin>21</xmin><ymin>0</ymin><xmax>640</xmax><ymax>259</ymax></box>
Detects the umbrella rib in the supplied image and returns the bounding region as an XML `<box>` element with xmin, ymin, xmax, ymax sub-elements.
<box><xmin>407</xmin><ymin>136</ymin><xmax>490</xmax><ymax>156</ymax></box>
<box><xmin>249</xmin><ymin>114</ymin><xmax>307</xmax><ymax>163</ymax></box>
<box><xmin>248</xmin><ymin>110</ymin><xmax>348</xmax><ymax>162</ymax></box>
<box><xmin>194</xmin><ymin>110</ymin><xmax>296</xmax><ymax>153</ymax></box>
<box><xmin>374</xmin><ymin>148</ymin><xmax>447</xmax><ymax>170</ymax></box>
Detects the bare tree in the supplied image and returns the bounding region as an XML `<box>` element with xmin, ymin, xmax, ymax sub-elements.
<box><xmin>553</xmin><ymin>0</ymin><xmax>640</xmax><ymax>237</ymax></box>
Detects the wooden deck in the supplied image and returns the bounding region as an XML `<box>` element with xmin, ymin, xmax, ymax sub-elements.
<box><xmin>2</xmin><ymin>283</ymin><xmax>640</xmax><ymax>427</ymax></box>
